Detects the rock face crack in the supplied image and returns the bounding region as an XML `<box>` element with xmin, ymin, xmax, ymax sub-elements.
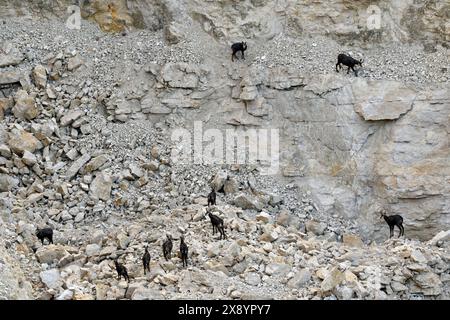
<box><xmin>352</xmin><ymin>80</ymin><xmax>417</xmax><ymax>121</ymax></box>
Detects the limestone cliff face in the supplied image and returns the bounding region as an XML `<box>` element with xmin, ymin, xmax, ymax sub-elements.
<box><xmin>0</xmin><ymin>0</ymin><xmax>448</xmax><ymax>241</ymax></box>
<box><xmin>286</xmin><ymin>76</ymin><xmax>449</xmax><ymax>241</ymax></box>
<box><xmin>101</xmin><ymin>60</ymin><xmax>449</xmax><ymax>241</ymax></box>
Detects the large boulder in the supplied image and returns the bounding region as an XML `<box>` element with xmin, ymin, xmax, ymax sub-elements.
<box><xmin>320</xmin><ymin>267</ymin><xmax>344</xmax><ymax>292</ymax></box>
<box><xmin>67</xmin><ymin>55</ymin><xmax>84</xmax><ymax>71</ymax></box>
<box><xmin>85</xmin><ymin>244</ymin><xmax>102</xmax><ymax>257</ymax></box>
<box><xmin>7</xmin><ymin>128</ymin><xmax>42</xmax><ymax>155</ymax></box>
<box><xmin>35</xmin><ymin>245</ymin><xmax>69</xmax><ymax>264</ymax></box>
<box><xmin>305</xmin><ymin>220</ymin><xmax>327</xmax><ymax>236</ymax></box>
<box><xmin>82</xmin><ymin>155</ymin><xmax>108</xmax><ymax>173</ymax></box>
<box><xmin>32</xmin><ymin>65</ymin><xmax>47</xmax><ymax>89</ymax></box>
<box><xmin>39</xmin><ymin>269</ymin><xmax>61</xmax><ymax>289</ymax></box>
<box><xmin>264</xmin><ymin>263</ymin><xmax>291</xmax><ymax>277</ymax></box>
<box><xmin>287</xmin><ymin>268</ymin><xmax>312</xmax><ymax>289</ymax></box>
<box><xmin>60</xmin><ymin>109</ymin><xmax>84</xmax><ymax>127</ymax></box>
<box><xmin>211</xmin><ymin>170</ymin><xmax>228</xmax><ymax>191</ymax></box>
<box><xmin>342</xmin><ymin>234</ymin><xmax>364</xmax><ymax>248</ymax></box>
<box><xmin>413</xmin><ymin>272</ymin><xmax>442</xmax><ymax>296</ymax></box>
<box><xmin>0</xmin><ymin>42</ymin><xmax>24</xmax><ymax>67</ymax></box>
<box><xmin>428</xmin><ymin>230</ymin><xmax>450</xmax><ymax>246</ymax></box>
<box><xmin>352</xmin><ymin>79</ymin><xmax>416</xmax><ymax>121</ymax></box>
<box><xmin>223</xmin><ymin>177</ymin><xmax>238</xmax><ymax>194</ymax></box>
<box><xmin>12</xmin><ymin>90</ymin><xmax>39</xmax><ymax>120</ymax></box>
<box><xmin>0</xmin><ymin>70</ymin><xmax>22</xmax><ymax>85</ymax></box>
<box><xmin>0</xmin><ymin>174</ymin><xmax>19</xmax><ymax>192</ymax></box>
<box><xmin>65</xmin><ymin>153</ymin><xmax>91</xmax><ymax>180</ymax></box>
<box><xmin>89</xmin><ymin>172</ymin><xmax>112</xmax><ymax>201</ymax></box>
<box><xmin>233</xmin><ymin>193</ymin><xmax>263</xmax><ymax>210</ymax></box>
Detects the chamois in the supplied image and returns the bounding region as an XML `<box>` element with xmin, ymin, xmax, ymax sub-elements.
<box><xmin>207</xmin><ymin>189</ymin><xmax>216</xmax><ymax>206</ymax></box>
<box><xmin>162</xmin><ymin>234</ymin><xmax>173</xmax><ymax>261</ymax></box>
<box><xmin>180</xmin><ymin>236</ymin><xmax>189</xmax><ymax>267</ymax></box>
<box><xmin>231</xmin><ymin>42</ymin><xmax>247</xmax><ymax>62</ymax></box>
<box><xmin>208</xmin><ymin>211</ymin><xmax>226</xmax><ymax>240</ymax></box>
<box><xmin>142</xmin><ymin>246</ymin><xmax>151</xmax><ymax>275</ymax></box>
<box><xmin>114</xmin><ymin>259</ymin><xmax>129</xmax><ymax>281</ymax></box>
<box><xmin>336</xmin><ymin>53</ymin><xmax>363</xmax><ymax>76</ymax></box>
<box><xmin>36</xmin><ymin>228</ymin><xmax>53</xmax><ymax>245</ymax></box>
<box><xmin>380</xmin><ymin>209</ymin><xmax>404</xmax><ymax>238</ymax></box>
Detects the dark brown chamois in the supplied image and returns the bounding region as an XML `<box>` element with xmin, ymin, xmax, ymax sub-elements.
<box><xmin>231</xmin><ymin>42</ymin><xmax>247</xmax><ymax>62</ymax></box>
<box><xmin>162</xmin><ymin>234</ymin><xmax>173</xmax><ymax>261</ymax></box>
<box><xmin>114</xmin><ymin>259</ymin><xmax>130</xmax><ymax>281</ymax></box>
<box><xmin>208</xmin><ymin>211</ymin><xmax>226</xmax><ymax>240</ymax></box>
<box><xmin>336</xmin><ymin>53</ymin><xmax>363</xmax><ymax>76</ymax></box>
<box><xmin>207</xmin><ymin>189</ymin><xmax>216</xmax><ymax>206</ymax></box>
<box><xmin>179</xmin><ymin>236</ymin><xmax>189</xmax><ymax>267</ymax></box>
<box><xmin>380</xmin><ymin>210</ymin><xmax>404</xmax><ymax>238</ymax></box>
<box><xmin>36</xmin><ymin>228</ymin><xmax>53</xmax><ymax>245</ymax></box>
<box><xmin>142</xmin><ymin>246</ymin><xmax>151</xmax><ymax>275</ymax></box>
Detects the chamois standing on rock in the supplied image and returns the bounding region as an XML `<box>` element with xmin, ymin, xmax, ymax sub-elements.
<box><xmin>231</xmin><ymin>42</ymin><xmax>247</xmax><ymax>62</ymax></box>
<box><xmin>336</xmin><ymin>53</ymin><xmax>363</xmax><ymax>76</ymax></box>
<box><xmin>207</xmin><ymin>189</ymin><xmax>216</xmax><ymax>206</ymax></box>
<box><xmin>208</xmin><ymin>210</ymin><xmax>226</xmax><ymax>240</ymax></box>
<box><xmin>142</xmin><ymin>246</ymin><xmax>151</xmax><ymax>275</ymax></box>
<box><xmin>380</xmin><ymin>209</ymin><xmax>404</xmax><ymax>238</ymax></box>
<box><xmin>114</xmin><ymin>259</ymin><xmax>130</xmax><ymax>282</ymax></box>
<box><xmin>162</xmin><ymin>234</ymin><xmax>173</xmax><ymax>261</ymax></box>
<box><xmin>179</xmin><ymin>236</ymin><xmax>189</xmax><ymax>267</ymax></box>
<box><xmin>36</xmin><ymin>228</ymin><xmax>53</xmax><ymax>245</ymax></box>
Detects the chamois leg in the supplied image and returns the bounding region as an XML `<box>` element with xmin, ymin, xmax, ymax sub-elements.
<box><xmin>389</xmin><ymin>226</ymin><xmax>394</xmax><ymax>238</ymax></box>
<box><xmin>336</xmin><ymin>63</ymin><xmax>340</xmax><ymax>72</ymax></box>
<box><xmin>347</xmin><ymin>66</ymin><xmax>351</xmax><ymax>74</ymax></box>
<box><xmin>218</xmin><ymin>225</ymin><xmax>226</xmax><ymax>240</ymax></box>
<box><xmin>242</xmin><ymin>51</ymin><xmax>245</xmax><ymax>60</ymax></box>
<box><xmin>399</xmin><ymin>224</ymin><xmax>404</xmax><ymax>237</ymax></box>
